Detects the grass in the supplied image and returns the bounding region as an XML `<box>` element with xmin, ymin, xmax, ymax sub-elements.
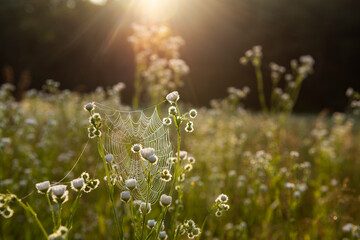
<box><xmin>1</xmin><ymin>85</ymin><xmax>360</xmax><ymax>239</ymax></box>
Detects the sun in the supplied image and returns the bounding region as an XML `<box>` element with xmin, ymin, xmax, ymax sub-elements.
<box><xmin>89</xmin><ymin>0</ymin><xmax>107</xmax><ymax>5</ymax></box>
<box><xmin>137</xmin><ymin>0</ymin><xmax>179</xmax><ymax>21</ymax></box>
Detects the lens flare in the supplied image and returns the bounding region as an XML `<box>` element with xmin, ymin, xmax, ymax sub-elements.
<box><xmin>139</xmin><ymin>0</ymin><xmax>179</xmax><ymax>21</ymax></box>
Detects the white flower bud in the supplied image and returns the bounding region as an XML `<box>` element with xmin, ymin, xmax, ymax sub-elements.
<box><xmin>105</xmin><ymin>154</ymin><xmax>114</xmax><ymax>163</ymax></box>
<box><xmin>131</xmin><ymin>144</ymin><xmax>142</xmax><ymax>153</ymax></box>
<box><xmin>84</xmin><ymin>102</ymin><xmax>95</xmax><ymax>112</ymax></box>
<box><xmin>168</xmin><ymin>106</ymin><xmax>177</xmax><ymax>116</ymax></box>
<box><xmin>159</xmin><ymin>231</ymin><xmax>168</xmax><ymax>240</ymax></box>
<box><xmin>140</xmin><ymin>148</ymin><xmax>155</xmax><ymax>160</ymax></box>
<box><xmin>284</xmin><ymin>182</ymin><xmax>295</xmax><ymax>190</ymax></box>
<box><xmin>71</xmin><ymin>178</ymin><xmax>84</xmax><ymax>191</ymax></box>
<box><xmin>163</xmin><ymin>117</ymin><xmax>172</xmax><ymax>126</ymax></box>
<box><xmin>216</xmin><ymin>194</ymin><xmax>229</xmax><ymax>203</ymax></box>
<box><xmin>177</xmin><ymin>151</ymin><xmax>188</xmax><ymax>160</ymax></box>
<box><xmin>189</xmin><ymin>109</ymin><xmax>197</xmax><ymax>119</ymax></box>
<box><xmin>51</xmin><ymin>185</ymin><xmax>67</xmax><ymax>196</ymax></box>
<box><xmin>35</xmin><ymin>181</ymin><xmax>50</xmax><ymax>194</ymax></box>
<box><xmin>139</xmin><ymin>202</ymin><xmax>151</xmax><ymax>214</ymax></box>
<box><xmin>125</xmin><ymin>179</ymin><xmax>137</xmax><ymax>190</ymax></box>
<box><xmin>166</xmin><ymin>91</ymin><xmax>180</xmax><ymax>104</ymax></box>
<box><xmin>120</xmin><ymin>191</ymin><xmax>131</xmax><ymax>202</ymax></box>
<box><xmin>147</xmin><ymin>219</ymin><xmax>156</xmax><ymax>228</ymax></box>
<box><xmin>160</xmin><ymin>194</ymin><xmax>172</xmax><ymax>207</ymax></box>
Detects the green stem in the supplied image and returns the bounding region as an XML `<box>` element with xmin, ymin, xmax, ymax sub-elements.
<box><xmin>132</xmin><ymin>65</ymin><xmax>144</xmax><ymax>108</ymax></box>
<box><xmin>128</xmin><ymin>193</ymin><xmax>137</xmax><ymax>239</ymax></box>
<box><xmin>46</xmin><ymin>193</ymin><xmax>57</xmax><ymax>232</ymax></box>
<box><xmin>15</xmin><ymin>197</ymin><xmax>48</xmax><ymax>239</ymax></box>
<box><xmin>140</xmin><ymin>165</ymin><xmax>152</xmax><ymax>240</ymax></box>
<box><xmin>197</xmin><ymin>205</ymin><xmax>216</xmax><ymax>240</ymax></box>
<box><xmin>290</xmin><ymin>75</ymin><xmax>304</xmax><ymax>111</ymax></box>
<box><xmin>66</xmin><ymin>190</ymin><xmax>82</xmax><ymax>229</ymax></box>
<box><xmin>98</xmin><ymin>138</ymin><xmax>123</xmax><ymax>240</ymax></box>
<box><xmin>270</xmin><ymin>78</ymin><xmax>279</xmax><ymax>113</ymax></box>
<box><xmin>57</xmin><ymin>203</ymin><xmax>62</xmax><ymax>228</ymax></box>
<box><xmin>146</xmin><ymin>207</ymin><xmax>166</xmax><ymax>240</ymax></box>
<box><xmin>254</xmin><ymin>65</ymin><xmax>268</xmax><ymax>114</ymax></box>
<box><xmin>156</xmin><ymin>117</ymin><xmax>181</xmax><ymax>239</ymax></box>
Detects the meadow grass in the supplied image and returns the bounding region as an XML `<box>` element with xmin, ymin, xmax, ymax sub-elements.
<box><xmin>1</xmin><ymin>84</ymin><xmax>360</xmax><ymax>239</ymax></box>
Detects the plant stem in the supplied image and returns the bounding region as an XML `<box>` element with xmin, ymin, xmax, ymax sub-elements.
<box><xmin>66</xmin><ymin>190</ymin><xmax>82</xmax><ymax>229</ymax></box>
<box><xmin>197</xmin><ymin>205</ymin><xmax>216</xmax><ymax>240</ymax></box>
<box><xmin>254</xmin><ymin>64</ymin><xmax>268</xmax><ymax>114</ymax></box>
<box><xmin>58</xmin><ymin>203</ymin><xmax>62</xmax><ymax>228</ymax></box>
<box><xmin>140</xmin><ymin>165</ymin><xmax>152</xmax><ymax>240</ymax></box>
<box><xmin>98</xmin><ymin>138</ymin><xmax>123</xmax><ymax>240</ymax></box>
<box><xmin>290</xmin><ymin>75</ymin><xmax>304</xmax><ymax>111</ymax></box>
<box><xmin>132</xmin><ymin>65</ymin><xmax>144</xmax><ymax>108</ymax></box>
<box><xmin>156</xmin><ymin>114</ymin><xmax>182</xmax><ymax>239</ymax></box>
<box><xmin>46</xmin><ymin>193</ymin><xmax>57</xmax><ymax>232</ymax></box>
<box><xmin>145</xmin><ymin>207</ymin><xmax>166</xmax><ymax>240</ymax></box>
<box><xmin>14</xmin><ymin>197</ymin><xmax>48</xmax><ymax>239</ymax></box>
<box><xmin>128</xmin><ymin>193</ymin><xmax>136</xmax><ymax>239</ymax></box>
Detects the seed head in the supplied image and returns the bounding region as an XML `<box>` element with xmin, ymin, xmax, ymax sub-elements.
<box><xmin>51</xmin><ymin>185</ymin><xmax>67</xmax><ymax>196</ymax></box>
<box><xmin>168</xmin><ymin>106</ymin><xmax>177</xmax><ymax>116</ymax></box>
<box><xmin>35</xmin><ymin>181</ymin><xmax>50</xmax><ymax>194</ymax></box>
<box><xmin>166</xmin><ymin>91</ymin><xmax>180</xmax><ymax>104</ymax></box>
<box><xmin>139</xmin><ymin>202</ymin><xmax>151</xmax><ymax>214</ymax></box>
<box><xmin>163</xmin><ymin>117</ymin><xmax>172</xmax><ymax>126</ymax></box>
<box><xmin>105</xmin><ymin>154</ymin><xmax>114</xmax><ymax>163</ymax></box>
<box><xmin>160</xmin><ymin>194</ymin><xmax>172</xmax><ymax>207</ymax></box>
<box><xmin>84</xmin><ymin>102</ymin><xmax>95</xmax><ymax>112</ymax></box>
<box><xmin>125</xmin><ymin>179</ymin><xmax>137</xmax><ymax>190</ymax></box>
<box><xmin>131</xmin><ymin>144</ymin><xmax>142</xmax><ymax>153</ymax></box>
<box><xmin>71</xmin><ymin>178</ymin><xmax>84</xmax><ymax>191</ymax></box>
<box><xmin>159</xmin><ymin>231</ymin><xmax>168</xmax><ymax>240</ymax></box>
<box><xmin>184</xmin><ymin>164</ymin><xmax>193</xmax><ymax>172</ymax></box>
<box><xmin>216</xmin><ymin>194</ymin><xmax>229</xmax><ymax>203</ymax></box>
<box><xmin>147</xmin><ymin>219</ymin><xmax>156</xmax><ymax>229</ymax></box>
<box><xmin>120</xmin><ymin>191</ymin><xmax>131</xmax><ymax>203</ymax></box>
<box><xmin>188</xmin><ymin>156</ymin><xmax>195</xmax><ymax>164</ymax></box>
<box><xmin>177</xmin><ymin>151</ymin><xmax>188</xmax><ymax>160</ymax></box>
<box><xmin>140</xmin><ymin>147</ymin><xmax>155</xmax><ymax>159</ymax></box>
<box><xmin>189</xmin><ymin>109</ymin><xmax>197</xmax><ymax>119</ymax></box>
<box><xmin>185</xmin><ymin>122</ymin><xmax>194</xmax><ymax>132</ymax></box>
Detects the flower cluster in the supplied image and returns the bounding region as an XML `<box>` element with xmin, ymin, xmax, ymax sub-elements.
<box><xmin>76</xmin><ymin>172</ymin><xmax>100</xmax><ymax>193</ymax></box>
<box><xmin>239</xmin><ymin>46</ymin><xmax>314</xmax><ymax>113</ymax></box>
<box><xmin>346</xmin><ymin>87</ymin><xmax>360</xmax><ymax>115</ymax></box>
<box><xmin>342</xmin><ymin>223</ymin><xmax>360</xmax><ymax>238</ymax></box>
<box><xmin>239</xmin><ymin>45</ymin><xmax>263</xmax><ymax>66</ymax></box>
<box><xmin>291</xmin><ymin>55</ymin><xmax>315</xmax><ymax>78</ymax></box>
<box><xmin>84</xmin><ymin>102</ymin><xmax>102</xmax><ymax>138</ymax></box>
<box><xmin>181</xmin><ymin>219</ymin><xmax>201</xmax><ymax>239</ymax></box>
<box><xmin>215</xmin><ymin>194</ymin><xmax>230</xmax><ymax>217</ymax></box>
<box><xmin>140</xmin><ymin>147</ymin><xmax>158</xmax><ymax>164</ymax></box>
<box><xmin>42</xmin><ymin>79</ymin><xmax>60</xmax><ymax>94</ymax></box>
<box><xmin>160</xmin><ymin>169</ymin><xmax>172</xmax><ymax>182</ymax></box>
<box><xmin>163</xmin><ymin>91</ymin><xmax>197</xmax><ymax>133</ymax></box>
<box><xmin>0</xmin><ymin>194</ymin><xmax>16</xmax><ymax>218</ymax></box>
<box><xmin>128</xmin><ymin>22</ymin><xmax>190</xmax><ymax>106</ymax></box>
<box><xmin>48</xmin><ymin>226</ymin><xmax>68</xmax><ymax>240</ymax></box>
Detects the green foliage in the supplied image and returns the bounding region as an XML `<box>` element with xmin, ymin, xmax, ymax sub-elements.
<box><xmin>1</xmin><ymin>82</ymin><xmax>360</xmax><ymax>239</ymax></box>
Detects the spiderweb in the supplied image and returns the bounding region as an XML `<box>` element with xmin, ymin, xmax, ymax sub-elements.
<box><xmin>96</xmin><ymin>103</ymin><xmax>173</xmax><ymax>204</ymax></box>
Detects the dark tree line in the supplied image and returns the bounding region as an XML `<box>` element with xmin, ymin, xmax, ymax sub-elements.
<box><xmin>1</xmin><ymin>0</ymin><xmax>360</xmax><ymax>111</ymax></box>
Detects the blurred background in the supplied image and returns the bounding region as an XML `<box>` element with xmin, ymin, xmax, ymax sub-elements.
<box><xmin>1</xmin><ymin>0</ymin><xmax>360</xmax><ymax>112</ymax></box>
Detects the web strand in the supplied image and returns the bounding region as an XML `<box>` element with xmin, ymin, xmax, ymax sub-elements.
<box><xmin>98</xmin><ymin>104</ymin><xmax>172</xmax><ymax>204</ymax></box>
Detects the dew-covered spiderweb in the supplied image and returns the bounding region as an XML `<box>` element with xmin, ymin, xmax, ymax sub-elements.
<box><xmin>96</xmin><ymin>102</ymin><xmax>173</xmax><ymax>204</ymax></box>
